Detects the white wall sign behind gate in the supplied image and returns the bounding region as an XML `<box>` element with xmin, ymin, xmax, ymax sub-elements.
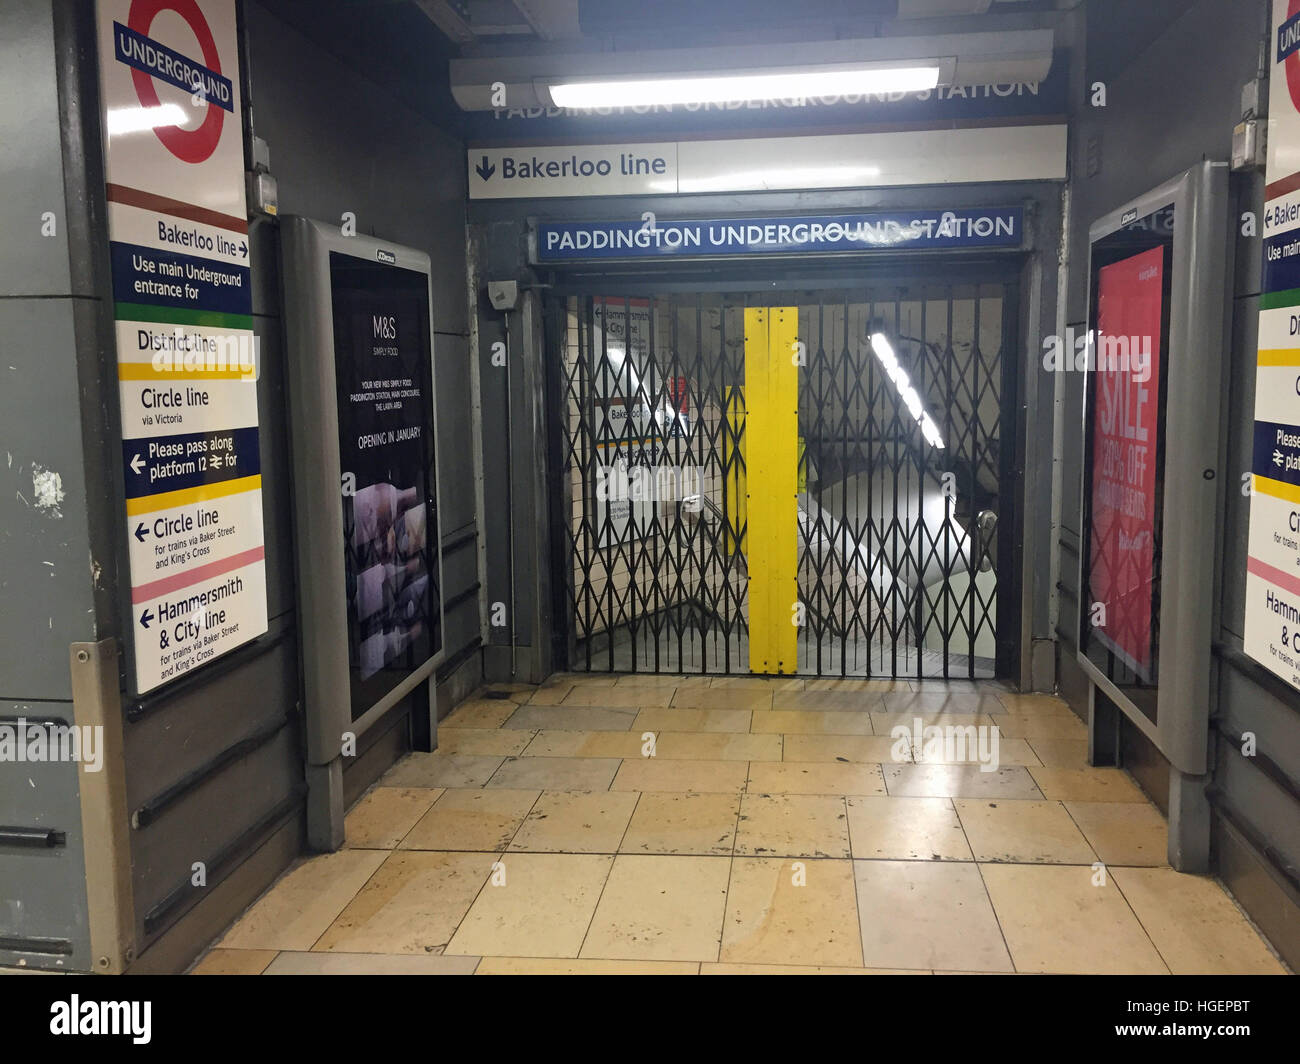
<box><xmin>96</xmin><ymin>0</ymin><xmax>267</xmax><ymax>695</ymax></box>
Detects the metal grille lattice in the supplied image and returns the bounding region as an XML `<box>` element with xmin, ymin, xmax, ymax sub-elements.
<box><xmin>554</xmin><ymin>285</ymin><xmax>1009</xmax><ymax>677</ymax></box>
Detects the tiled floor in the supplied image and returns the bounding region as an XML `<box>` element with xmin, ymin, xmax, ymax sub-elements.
<box><xmin>192</xmin><ymin>674</ymin><xmax>1288</xmax><ymax>976</ymax></box>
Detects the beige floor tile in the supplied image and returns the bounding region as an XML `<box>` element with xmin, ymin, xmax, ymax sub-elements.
<box><xmin>617</xmin><ymin>673</ymin><xmax>707</xmax><ymax>688</ymax></box>
<box><xmin>400</xmin><ymin>788</ymin><xmax>538</xmax><ymax>852</ymax></box>
<box><xmin>547</xmin><ymin>673</ymin><xmax>618</xmax><ymax>687</ymax></box>
<box><xmin>673</xmin><ymin>686</ymin><xmax>774</xmax><ymax>710</ymax></box>
<box><xmin>747</xmin><ymin>761</ymin><xmax>886</xmax><ymax>797</ymax></box>
<box><xmin>633</xmin><ymin>707</ymin><xmax>753</xmax><ymax>733</ymax></box>
<box><xmin>218</xmin><ymin>850</ymin><xmax>387</xmax><ymax>951</ymax></box>
<box><xmin>380</xmin><ymin>752</ymin><xmax>504</xmax><ymax>789</ymax></box>
<box><xmin>190</xmin><ymin>949</ymin><xmax>278</xmax><ymax>975</ymax></box>
<box><xmin>525</xmin><ymin>684</ymin><xmax>574</xmax><ymax>705</ymax></box>
<box><xmin>702</xmin><ymin>963</ymin><xmax>915</xmax><ymax>974</ymax></box>
<box><xmin>783</xmin><ymin>734</ymin><xmax>906</xmax><ymax>764</ymax></box>
<box><xmin>264</xmin><ymin>951</ymin><xmax>479</xmax><ymax>975</ymax></box>
<box><xmin>981</xmin><ymin>864</ymin><xmax>1169</xmax><ymax>974</ymax></box>
<box><xmin>314</xmin><ymin>851</ymin><xmax>495</xmax><ymax>955</ymax></box>
<box><xmin>804</xmin><ymin>678</ymin><xmax>908</xmax><ymax>693</ymax></box>
<box><xmin>752</xmin><ymin>710</ymin><xmax>875</xmax><ymax>735</ymax></box>
<box><xmin>476</xmin><ymin>957</ymin><xmax>699</xmax><ymax>974</ymax></box>
<box><xmin>911</xmin><ymin>680</ymin><xmax>1010</xmax><ymax>694</ymax></box>
<box><xmin>487</xmin><ymin>756</ymin><xmax>621</xmax><ymax>791</ymax></box>
<box><xmin>523</xmin><ymin>729</ymin><xmax>652</xmax><ymax>759</ymax></box>
<box><xmin>440</xmin><ymin>698</ymin><xmax>517</xmax><ymax>729</ymax></box>
<box><xmin>954</xmin><ymin>799</ymin><xmax>1097</xmax><ymax>864</ymax></box>
<box><xmin>502</xmin><ymin>705</ymin><xmax>637</xmax><ymax>731</ymax></box>
<box><xmin>883</xmin><ymin>763</ymin><xmax>1043</xmax><ymax>799</ymax></box>
<box><xmin>735</xmin><ymin>794</ymin><xmax>850</xmax><ymax>858</ymax></box>
<box><xmin>992</xmin><ymin>692</ymin><xmax>1079</xmax><ymax>715</ymax></box>
<box><xmin>770</xmin><ymin>690</ymin><xmax>883</xmax><ymax>712</ymax></box>
<box><xmin>446</xmin><ymin>853</ymin><xmax>615</xmax><ymax>958</ymax></box>
<box><xmin>871</xmin><ymin>712</ymin><xmax>995</xmax><ymax>733</ymax></box>
<box><xmin>655</xmin><ymin>731</ymin><xmax>784</xmax><ymax>761</ymax></box>
<box><xmin>612</xmin><ymin>758</ymin><xmax>749</xmax><ymax>793</ymax></box>
<box><xmin>1027</xmin><ymin>739</ymin><xmax>1092</xmax><ymax>767</ymax></box>
<box><xmin>1064</xmin><ymin>801</ymin><xmax>1168</xmax><ymax>866</ymax></box>
<box><xmin>993</xmin><ymin>714</ymin><xmax>1088</xmax><ymax>740</ymax></box>
<box><xmin>581</xmin><ymin>855</ymin><xmax>730</xmax><ymax>962</ymax></box>
<box><xmin>508</xmin><ymin>790</ymin><xmax>639</xmax><ymax>853</ymax></box>
<box><xmin>620</xmin><ymin>791</ymin><xmax>741</xmax><ymax>855</ymax></box>
<box><xmin>481</xmin><ymin>683</ymin><xmax>538</xmax><ymax>704</ymax></box>
<box><xmin>915</xmin><ymin>736</ymin><xmax>1041</xmax><ymax>767</ymax></box>
<box><xmin>853</xmin><ymin>860</ymin><xmax>1013</xmax><ymax>972</ymax></box>
<box><xmin>722</xmin><ymin>857</ymin><xmax>863</xmax><ymax>967</ymax></box>
<box><xmin>846</xmin><ymin>797</ymin><xmax>973</xmax><ymax>861</ymax></box>
<box><xmin>1111</xmin><ymin>868</ymin><xmax>1286</xmax><ymax>974</ymax></box>
<box><xmin>344</xmin><ymin>787</ymin><xmax>443</xmax><ymax>849</ymax></box>
<box><xmin>1028</xmin><ymin>766</ymin><xmax>1146</xmax><ymax>802</ymax></box>
<box><xmin>436</xmin><ymin>728</ymin><xmax>534</xmax><ymax>757</ymax></box>
<box><xmin>561</xmin><ymin>685</ymin><xmax>675</xmax><ymax>707</ymax></box>
<box><xmin>711</xmin><ymin>676</ymin><xmax>805</xmax><ymax>691</ymax></box>
<box><xmin>881</xmin><ymin>692</ymin><xmax>1005</xmax><ymax>715</ymax></box>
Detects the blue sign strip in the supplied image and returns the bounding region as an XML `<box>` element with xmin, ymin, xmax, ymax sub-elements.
<box><xmin>122</xmin><ymin>427</ymin><xmax>261</xmax><ymax>499</ymax></box>
<box><xmin>1254</xmin><ymin>420</ymin><xmax>1300</xmax><ymax>484</ymax></box>
<box><xmin>111</xmin><ymin>241</ymin><xmax>251</xmax><ymax>316</ymax></box>
<box><xmin>536</xmin><ymin>208</ymin><xmax>1024</xmax><ymax>262</ymax></box>
<box><xmin>113</xmin><ymin>22</ymin><xmax>233</xmax><ymax>111</ymax></box>
<box><xmin>1263</xmin><ymin>229</ymin><xmax>1300</xmax><ymax>295</ymax></box>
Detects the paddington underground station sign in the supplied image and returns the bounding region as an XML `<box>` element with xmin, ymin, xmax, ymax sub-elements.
<box><xmin>533</xmin><ymin>207</ymin><xmax>1024</xmax><ymax>263</ymax></box>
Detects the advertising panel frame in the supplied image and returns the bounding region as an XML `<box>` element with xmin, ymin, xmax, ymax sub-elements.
<box><xmin>280</xmin><ymin>217</ymin><xmax>446</xmax><ymax>783</ymax></box>
<box><xmin>1075</xmin><ymin>161</ymin><xmax>1229</xmax><ymax>776</ymax></box>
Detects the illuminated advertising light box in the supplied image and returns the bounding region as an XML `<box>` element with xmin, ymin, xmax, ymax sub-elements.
<box><xmin>1077</xmin><ymin>162</ymin><xmax>1228</xmax><ymax>776</ymax></box>
<box><xmin>280</xmin><ymin>218</ymin><xmax>444</xmax><ymax>845</ymax></box>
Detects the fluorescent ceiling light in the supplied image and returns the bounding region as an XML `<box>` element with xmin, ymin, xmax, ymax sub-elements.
<box><xmin>548</xmin><ymin>66</ymin><xmax>941</xmax><ymax>109</ymax></box>
<box><xmin>871</xmin><ymin>332</ymin><xmax>945</xmax><ymax>450</ymax></box>
<box><xmin>106</xmin><ymin>103</ymin><xmax>189</xmax><ymax>136</ymax></box>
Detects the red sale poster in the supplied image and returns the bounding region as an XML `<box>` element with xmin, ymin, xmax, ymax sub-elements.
<box><xmin>1088</xmin><ymin>244</ymin><xmax>1164</xmax><ymax>675</ymax></box>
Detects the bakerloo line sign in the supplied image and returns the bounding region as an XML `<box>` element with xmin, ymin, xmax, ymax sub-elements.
<box><xmin>534</xmin><ymin>207</ymin><xmax>1025</xmax><ymax>262</ymax></box>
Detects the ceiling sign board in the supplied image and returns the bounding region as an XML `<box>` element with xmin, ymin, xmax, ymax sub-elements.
<box><xmin>96</xmin><ymin>0</ymin><xmax>267</xmax><ymax>696</ymax></box>
<box><xmin>1243</xmin><ymin>0</ymin><xmax>1300</xmax><ymax>691</ymax></box>
<box><xmin>533</xmin><ymin>207</ymin><xmax>1024</xmax><ymax>263</ymax></box>
<box><xmin>469</xmin><ymin>143</ymin><xmax>678</xmax><ymax>199</ymax></box>
<box><xmin>468</xmin><ymin>125</ymin><xmax>1066</xmax><ymax>199</ymax></box>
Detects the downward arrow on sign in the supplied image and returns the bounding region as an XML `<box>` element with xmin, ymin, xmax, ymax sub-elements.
<box><xmin>475</xmin><ymin>155</ymin><xmax>496</xmax><ymax>181</ymax></box>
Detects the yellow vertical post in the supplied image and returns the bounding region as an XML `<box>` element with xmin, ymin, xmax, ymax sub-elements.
<box><xmin>744</xmin><ymin>307</ymin><xmax>798</xmax><ymax>675</ymax></box>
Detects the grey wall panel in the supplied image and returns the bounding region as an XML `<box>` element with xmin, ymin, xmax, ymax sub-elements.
<box><xmin>432</xmin><ymin>332</ymin><xmax>477</xmax><ymax>534</ymax></box>
<box><xmin>120</xmin><ymin>630</ymin><xmax>299</xmax><ymax>813</ymax></box>
<box><xmin>1218</xmin><ymin>659</ymin><xmax>1300</xmax><ymax>793</ymax></box>
<box><xmin>1212</xmin><ymin>744</ymin><xmax>1300</xmax><ymax>875</ymax></box>
<box><xmin>0</xmin><ymin>0</ymin><xmax>75</xmax><ymax>298</ymax></box>
<box><xmin>0</xmin><ymin>299</ymin><xmax>97</xmax><ymax>701</ymax></box>
<box><xmin>245</xmin><ymin>2</ymin><xmax>469</xmax><ymax>337</ymax></box>
<box><xmin>129</xmin><ymin>727</ymin><xmax>302</xmax><ymax>946</ymax></box>
<box><xmin>0</xmin><ymin>699</ymin><xmax>91</xmax><ymax>971</ymax></box>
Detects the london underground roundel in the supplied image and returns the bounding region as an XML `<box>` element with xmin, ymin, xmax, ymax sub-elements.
<box><xmin>127</xmin><ymin>0</ymin><xmax>225</xmax><ymax>164</ymax></box>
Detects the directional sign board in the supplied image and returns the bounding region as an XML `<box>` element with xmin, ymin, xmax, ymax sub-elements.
<box><xmin>96</xmin><ymin>0</ymin><xmax>267</xmax><ymax>694</ymax></box>
<box><xmin>1244</xmin><ymin>0</ymin><xmax>1300</xmax><ymax>691</ymax></box>
<box><xmin>468</xmin><ymin>126</ymin><xmax>1066</xmax><ymax>199</ymax></box>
